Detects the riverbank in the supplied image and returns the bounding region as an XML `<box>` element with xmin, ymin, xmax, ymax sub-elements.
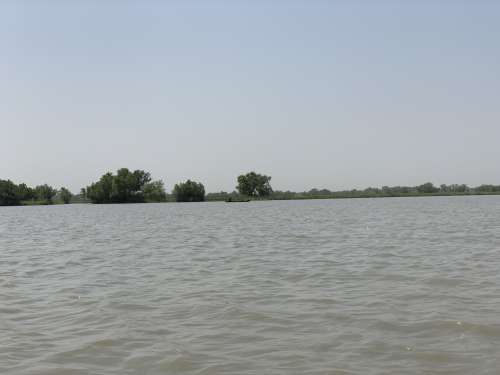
<box><xmin>10</xmin><ymin>190</ymin><xmax>500</xmax><ymax>206</ymax></box>
<box><xmin>206</xmin><ymin>190</ymin><xmax>500</xmax><ymax>202</ymax></box>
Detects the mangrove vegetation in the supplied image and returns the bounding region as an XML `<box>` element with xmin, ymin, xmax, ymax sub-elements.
<box><xmin>84</xmin><ymin>168</ymin><xmax>166</xmax><ymax>204</ymax></box>
<box><xmin>0</xmin><ymin>179</ymin><xmax>72</xmax><ymax>206</ymax></box>
<box><xmin>236</xmin><ymin>172</ymin><xmax>273</xmax><ymax>197</ymax></box>
<box><xmin>2</xmin><ymin>169</ymin><xmax>500</xmax><ymax>207</ymax></box>
<box><xmin>173</xmin><ymin>180</ymin><xmax>206</xmax><ymax>202</ymax></box>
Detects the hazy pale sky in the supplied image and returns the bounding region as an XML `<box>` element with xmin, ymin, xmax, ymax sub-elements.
<box><xmin>1</xmin><ymin>1</ymin><xmax>499</xmax><ymax>193</ymax></box>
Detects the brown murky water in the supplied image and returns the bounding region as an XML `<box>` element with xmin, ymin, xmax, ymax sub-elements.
<box><xmin>1</xmin><ymin>196</ymin><xmax>500</xmax><ymax>374</ymax></box>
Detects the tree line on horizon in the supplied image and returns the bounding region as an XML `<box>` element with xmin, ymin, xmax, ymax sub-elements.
<box><xmin>2</xmin><ymin>170</ymin><xmax>500</xmax><ymax>206</ymax></box>
<box><xmin>0</xmin><ymin>169</ymin><xmax>273</xmax><ymax>206</ymax></box>
<box><xmin>260</xmin><ymin>182</ymin><xmax>500</xmax><ymax>201</ymax></box>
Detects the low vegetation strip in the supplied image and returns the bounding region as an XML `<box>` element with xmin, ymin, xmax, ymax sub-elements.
<box><xmin>1</xmin><ymin>170</ymin><xmax>499</xmax><ymax>206</ymax></box>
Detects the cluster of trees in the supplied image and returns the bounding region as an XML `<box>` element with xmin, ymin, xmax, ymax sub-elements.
<box><xmin>83</xmin><ymin>168</ymin><xmax>207</xmax><ymax>203</ymax></box>
<box><xmin>173</xmin><ymin>180</ymin><xmax>205</xmax><ymax>202</ymax></box>
<box><xmin>83</xmin><ymin>170</ymin><xmax>273</xmax><ymax>204</ymax></box>
<box><xmin>83</xmin><ymin>168</ymin><xmax>167</xmax><ymax>204</ymax></box>
<box><xmin>0</xmin><ymin>180</ymin><xmax>71</xmax><ymax>206</ymax></box>
<box><xmin>82</xmin><ymin>170</ymin><xmax>274</xmax><ymax>204</ymax></box>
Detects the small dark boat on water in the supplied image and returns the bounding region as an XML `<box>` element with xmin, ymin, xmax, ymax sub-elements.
<box><xmin>225</xmin><ymin>198</ymin><xmax>251</xmax><ymax>203</ymax></box>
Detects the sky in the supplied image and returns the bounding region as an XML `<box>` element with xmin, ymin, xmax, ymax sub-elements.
<box><xmin>1</xmin><ymin>1</ymin><xmax>499</xmax><ymax>193</ymax></box>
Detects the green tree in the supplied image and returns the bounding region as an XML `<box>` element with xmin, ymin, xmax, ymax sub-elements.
<box><xmin>16</xmin><ymin>183</ymin><xmax>35</xmax><ymax>201</ymax></box>
<box><xmin>143</xmin><ymin>180</ymin><xmax>167</xmax><ymax>202</ymax></box>
<box><xmin>111</xmin><ymin>168</ymin><xmax>132</xmax><ymax>202</ymax></box>
<box><xmin>59</xmin><ymin>187</ymin><xmax>73</xmax><ymax>204</ymax></box>
<box><xmin>453</xmin><ymin>184</ymin><xmax>469</xmax><ymax>193</ymax></box>
<box><xmin>85</xmin><ymin>169</ymin><xmax>155</xmax><ymax>203</ymax></box>
<box><xmin>86</xmin><ymin>172</ymin><xmax>114</xmax><ymax>203</ymax></box>
<box><xmin>236</xmin><ymin>171</ymin><xmax>273</xmax><ymax>197</ymax></box>
<box><xmin>133</xmin><ymin>170</ymin><xmax>152</xmax><ymax>190</ymax></box>
<box><xmin>416</xmin><ymin>182</ymin><xmax>438</xmax><ymax>194</ymax></box>
<box><xmin>35</xmin><ymin>184</ymin><xmax>57</xmax><ymax>204</ymax></box>
<box><xmin>173</xmin><ymin>180</ymin><xmax>205</xmax><ymax>202</ymax></box>
<box><xmin>0</xmin><ymin>179</ymin><xmax>21</xmax><ymax>206</ymax></box>
<box><xmin>111</xmin><ymin>168</ymin><xmax>147</xmax><ymax>203</ymax></box>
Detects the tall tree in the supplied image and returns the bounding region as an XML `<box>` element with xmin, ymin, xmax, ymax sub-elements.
<box><xmin>416</xmin><ymin>182</ymin><xmax>438</xmax><ymax>194</ymax></box>
<box><xmin>173</xmin><ymin>180</ymin><xmax>205</xmax><ymax>202</ymax></box>
<box><xmin>236</xmin><ymin>172</ymin><xmax>273</xmax><ymax>197</ymax></box>
<box><xmin>144</xmin><ymin>180</ymin><xmax>167</xmax><ymax>202</ymax></box>
<box><xmin>85</xmin><ymin>169</ymin><xmax>157</xmax><ymax>203</ymax></box>
<box><xmin>0</xmin><ymin>179</ymin><xmax>21</xmax><ymax>206</ymax></box>
<box><xmin>35</xmin><ymin>184</ymin><xmax>57</xmax><ymax>204</ymax></box>
<box><xmin>16</xmin><ymin>183</ymin><xmax>35</xmax><ymax>201</ymax></box>
<box><xmin>59</xmin><ymin>187</ymin><xmax>73</xmax><ymax>204</ymax></box>
<box><xmin>86</xmin><ymin>172</ymin><xmax>114</xmax><ymax>203</ymax></box>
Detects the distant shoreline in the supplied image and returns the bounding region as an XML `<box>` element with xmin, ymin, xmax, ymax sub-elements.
<box><xmin>7</xmin><ymin>190</ymin><xmax>499</xmax><ymax>207</ymax></box>
<box><xmin>2</xmin><ymin>171</ymin><xmax>500</xmax><ymax>206</ymax></box>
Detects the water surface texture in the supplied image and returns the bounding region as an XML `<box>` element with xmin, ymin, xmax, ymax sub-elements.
<box><xmin>1</xmin><ymin>197</ymin><xmax>500</xmax><ymax>374</ymax></box>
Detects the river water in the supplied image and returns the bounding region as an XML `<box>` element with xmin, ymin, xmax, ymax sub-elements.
<box><xmin>1</xmin><ymin>196</ymin><xmax>499</xmax><ymax>374</ymax></box>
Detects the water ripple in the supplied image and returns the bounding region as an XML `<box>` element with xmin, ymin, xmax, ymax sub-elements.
<box><xmin>1</xmin><ymin>196</ymin><xmax>500</xmax><ymax>374</ymax></box>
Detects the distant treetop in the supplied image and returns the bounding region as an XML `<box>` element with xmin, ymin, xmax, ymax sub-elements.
<box><xmin>173</xmin><ymin>180</ymin><xmax>205</xmax><ymax>202</ymax></box>
<box><xmin>237</xmin><ymin>171</ymin><xmax>273</xmax><ymax>197</ymax></box>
